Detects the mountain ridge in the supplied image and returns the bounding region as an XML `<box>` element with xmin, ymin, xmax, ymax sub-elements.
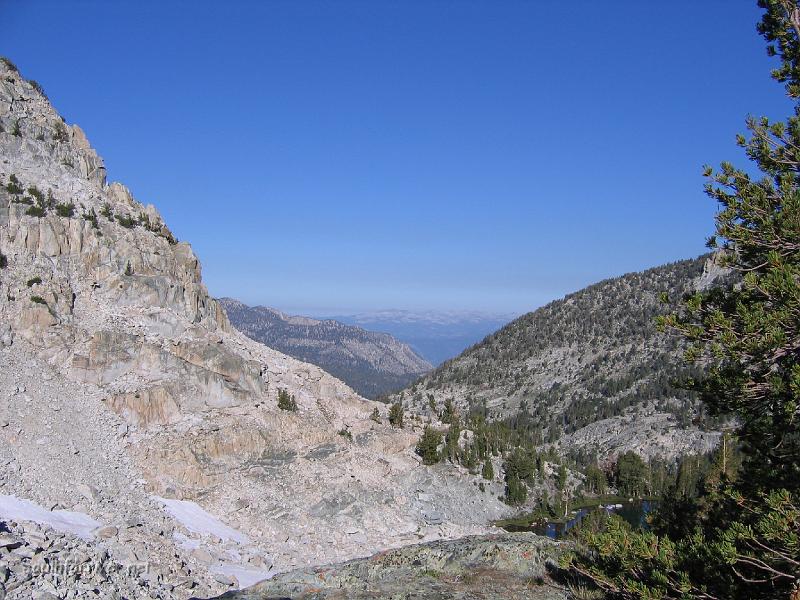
<box><xmin>332</xmin><ymin>310</ymin><xmax>515</xmax><ymax>366</ymax></box>
<box><xmin>219</xmin><ymin>298</ymin><xmax>432</xmax><ymax>398</ymax></box>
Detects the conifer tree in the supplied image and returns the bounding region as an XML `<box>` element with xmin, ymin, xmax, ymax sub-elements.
<box><xmin>481</xmin><ymin>458</ymin><xmax>494</xmax><ymax>481</ymax></box>
<box><xmin>388</xmin><ymin>401</ymin><xmax>404</xmax><ymax>428</ymax></box>
<box><xmin>564</xmin><ymin>3</ymin><xmax>800</xmax><ymax>597</ymax></box>
<box><xmin>415</xmin><ymin>426</ymin><xmax>442</xmax><ymax>465</ymax></box>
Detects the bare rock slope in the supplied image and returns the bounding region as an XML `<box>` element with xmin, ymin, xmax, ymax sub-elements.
<box><xmin>0</xmin><ymin>58</ymin><xmax>511</xmax><ymax>598</ymax></box>
<box><xmin>219</xmin><ymin>299</ymin><xmax>432</xmax><ymax>399</ymax></box>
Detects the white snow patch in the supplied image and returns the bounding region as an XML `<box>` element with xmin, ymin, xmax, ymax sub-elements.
<box><xmin>0</xmin><ymin>495</ymin><xmax>101</xmax><ymax>540</ymax></box>
<box><xmin>212</xmin><ymin>562</ymin><xmax>272</xmax><ymax>588</ymax></box>
<box><xmin>155</xmin><ymin>497</ymin><xmax>250</xmax><ymax>544</ymax></box>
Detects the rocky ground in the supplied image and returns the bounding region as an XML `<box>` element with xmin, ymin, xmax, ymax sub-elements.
<box><xmin>206</xmin><ymin>533</ymin><xmax>572</xmax><ymax>600</ymax></box>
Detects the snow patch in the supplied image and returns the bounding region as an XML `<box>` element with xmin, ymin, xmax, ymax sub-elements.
<box><xmin>0</xmin><ymin>495</ymin><xmax>101</xmax><ymax>540</ymax></box>
<box><xmin>211</xmin><ymin>562</ymin><xmax>272</xmax><ymax>588</ymax></box>
<box><xmin>155</xmin><ymin>497</ymin><xmax>250</xmax><ymax>544</ymax></box>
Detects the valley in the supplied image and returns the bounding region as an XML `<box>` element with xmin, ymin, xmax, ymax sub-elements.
<box><xmin>218</xmin><ymin>299</ymin><xmax>432</xmax><ymax>399</ymax></box>
<box><xmin>1</xmin><ymin>0</ymin><xmax>796</xmax><ymax>595</ymax></box>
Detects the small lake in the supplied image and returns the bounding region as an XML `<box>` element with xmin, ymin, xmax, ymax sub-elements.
<box><xmin>502</xmin><ymin>500</ymin><xmax>656</xmax><ymax>540</ymax></box>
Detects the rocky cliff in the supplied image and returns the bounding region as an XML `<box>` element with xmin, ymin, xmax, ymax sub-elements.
<box><xmin>0</xmin><ymin>58</ymin><xmax>512</xmax><ymax>598</ymax></box>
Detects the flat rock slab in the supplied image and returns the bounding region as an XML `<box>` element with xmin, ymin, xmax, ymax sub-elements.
<box><xmin>203</xmin><ymin>532</ymin><xmax>569</xmax><ymax>600</ymax></box>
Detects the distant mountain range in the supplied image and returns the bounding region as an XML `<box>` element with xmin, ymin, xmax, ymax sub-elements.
<box><xmin>219</xmin><ymin>299</ymin><xmax>433</xmax><ymax>398</ymax></box>
<box><xmin>330</xmin><ymin>310</ymin><xmax>517</xmax><ymax>366</ymax></box>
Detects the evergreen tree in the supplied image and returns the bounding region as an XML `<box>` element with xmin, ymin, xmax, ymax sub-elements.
<box><xmin>614</xmin><ymin>451</ymin><xmax>649</xmax><ymax>498</ymax></box>
<box><xmin>444</xmin><ymin>417</ymin><xmax>461</xmax><ymax>463</ymax></box>
<box><xmin>556</xmin><ymin>463</ymin><xmax>571</xmax><ymax>517</ymax></box>
<box><xmin>388</xmin><ymin>401</ymin><xmax>404</xmax><ymax>428</ymax></box>
<box><xmin>505</xmin><ymin>472</ymin><xmax>527</xmax><ymax>506</ymax></box>
<box><xmin>370</xmin><ymin>407</ymin><xmax>381</xmax><ymax>423</ymax></box>
<box><xmin>482</xmin><ymin>458</ymin><xmax>494</xmax><ymax>481</ymax></box>
<box><xmin>277</xmin><ymin>388</ymin><xmax>297</xmax><ymax>412</ymax></box>
<box><xmin>584</xmin><ymin>464</ymin><xmax>608</xmax><ymax>495</ymax></box>
<box><xmin>415</xmin><ymin>426</ymin><xmax>442</xmax><ymax>465</ymax></box>
<box><xmin>564</xmin><ymin>3</ymin><xmax>800</xmax><ymax>597</ymax></box>
<box><xmin>440</xmin><ymin>397</ymin><xmax>458</xmax><ymax>424</ymax></box>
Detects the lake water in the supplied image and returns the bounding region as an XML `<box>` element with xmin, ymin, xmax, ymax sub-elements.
<box><xmin>503</xmin><ymin>500</ymin><xmax>656</xmax><ymax>540</ymax></box>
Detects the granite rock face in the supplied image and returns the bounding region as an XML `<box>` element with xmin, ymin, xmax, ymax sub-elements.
<box><xmin>206</xmin><ymin>533</ymin><xmax>570</xmax><ymax>600</ymax></box>
<box><xmin>0</xmin><ymin>58</ymin><xmax>514</xmax><ymax>598</ymax></box>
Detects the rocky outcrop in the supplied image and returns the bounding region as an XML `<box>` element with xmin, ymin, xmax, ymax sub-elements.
<box><xmin>219</xmin><ymin>299</ymin><xmax>433</xmax><ymax>398</ymax></box>
<box><xmin>207</xmin><ymin>533</ymin><xmax>570</xmax><ymax>600</ymax></box>
<box><xmin>0</xmin><ymin>57</ymin><xmax>515</xmax><ymax>598</ymax></box>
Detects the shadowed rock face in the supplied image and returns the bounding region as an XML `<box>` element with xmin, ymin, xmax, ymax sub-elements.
<box><xmin>205</xmin><ymin>533</ymin><xmax>570</xmax><ymax>600</ymax></box>
<box><xmin>0</xmin><ymin>58</ymin><xmax>516</xmax><ymax>598</ymax></box>
<box><xmin>219</xmin><ymin>299</ymin><xmax>433</xmax><ymax>399</ymax></box>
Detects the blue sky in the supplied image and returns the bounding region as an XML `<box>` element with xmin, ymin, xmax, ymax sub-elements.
<box><xmin>1</xmin><ymin>1</ymin><xmax>792</xmax><ymax>315</ymax></box>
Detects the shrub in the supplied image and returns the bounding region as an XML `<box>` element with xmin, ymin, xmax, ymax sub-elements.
<box><xmin>27</xmin><ymin>79</ymin><xmax>47</xmax><ymax>100</ymax></box>
<box><xmin>5</xmin><ymin>174</ymin><xmax>22</xmax><ymax>195</ymax></box>
<box><xmin>370</xmin><ymin>407</ymin><xmax>381</xmax><ymax>423</ymax></box>
<box><xmin>26</xmin><ymin>277</ymin><xmax>42</xmax><ymax>287</ymax></box>
<box><xmin>27</xmin><ymin>186</ymin><xmax>43</xmax><ymax>204</ymax></box>
<box><xmin>11</xmin><ymin>120</ymin><xmax>21</xmax><ymax>137</ymax></box>
<box><xmin>116</xmin><ymin>214</ymin><xmax>136</xmax><ymax>229</ymax></box>
<box><xmin>482</xmin><ymin>459</ymin><xmax>495</xmax><ymax>480</ymax></box>
<box><xmin>53</xmin><ymin>120</ymin><xmax>68</xmax><ymax>143</ymax></box>
<box><xmin>0</xmin><ymin>57</ymin><xmax>19</xmax><ymax>73</ymax></box>
<box><xmin>388</xmin><ymin>401</ymin><xmax>404</xmax><ymax>428</ymax></box>
<box><xmin>30</xmin><ymin>296</ymin><xmax>47</xmax><ymax>305</ymax></box>
<box><xmin>25</xmin><ymin>205</ymin><xmax>45</xmax><ymax>217</ymax></box>
<box><xmin>337</xmin><ymin>428</ymin><xmax>353</xmax><ymax>442</ymax></box>
<box><xmin>277</xmin><ymin>388</ymin><xmax>297</xmax><ymax>412</ymax></box>
<box><xmin>82</xmin><ymin>209</ymin><xmax>99</xmax><ymax>230</ymax></box>
<box><xmin>55</xmin><ymin>202</ymin><xmax>75</xmax><ymax>218</ymax></box>
<box><xmin>100</xmin><ymin>203</ymin><xmax>113</xmax><ymax>219</ymax></box>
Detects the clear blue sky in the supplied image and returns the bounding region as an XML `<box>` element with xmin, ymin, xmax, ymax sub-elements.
<box><xmin>1</xmin><ymin>1</ymin><xmax>792</xmax><ymax>315</ymax></box>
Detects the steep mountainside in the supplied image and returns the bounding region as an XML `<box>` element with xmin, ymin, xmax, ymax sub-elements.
<box><xmin>0</xmin><ymin>58</ymin><xmax>513</xmax><ymax>599</ymax></box>
<box><xmin>219</xmin><ymin>299</ymin><xmax>432</xmax><ymax>398</ymax></box>
<box><xmin>392</xmin><ymin>256</ymin><xmax>727</xmax><ymax>460</ymax></box>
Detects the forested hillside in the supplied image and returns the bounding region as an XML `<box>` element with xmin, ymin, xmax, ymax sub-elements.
<box><xmin>392</xmin><ymin>255</ymin><xmax>727</xmax><ymax>459</ymax></box>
